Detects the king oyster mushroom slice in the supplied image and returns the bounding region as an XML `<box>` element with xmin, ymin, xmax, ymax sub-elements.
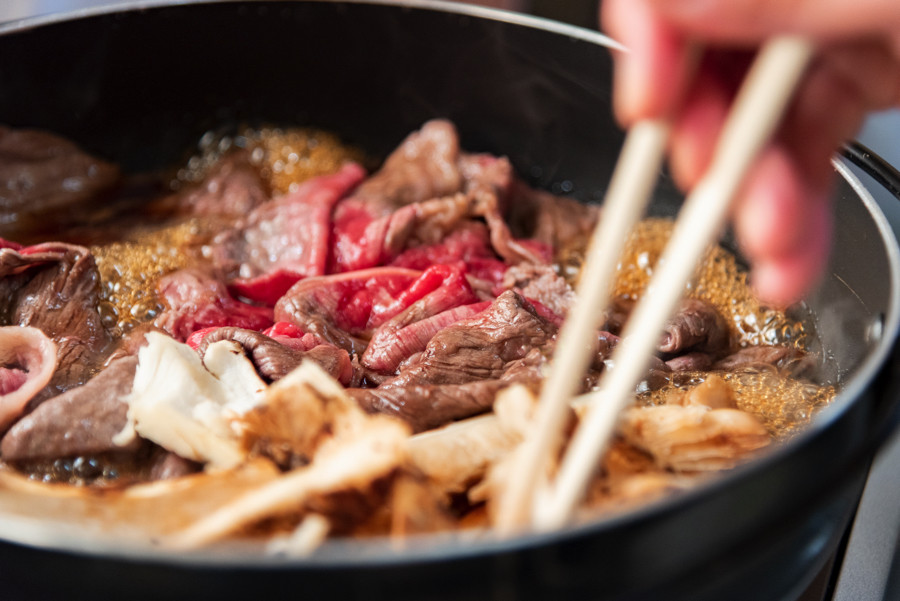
<box><xmin>171</xmin><ymin>361</ymin><xmax>410</xmax><ymax>549</ymax></box>
<box><xmin>115</xmin><ymin>332</ymin><xmax>267</xmax><ymax>469</ymax></box>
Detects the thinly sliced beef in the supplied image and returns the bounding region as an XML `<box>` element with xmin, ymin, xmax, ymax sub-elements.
<box><xmin>336</xmin><ymin>194</ymin><xmax>475</xmax><ymax>272</ymax></box>
<box><xmin>331</xmin><ymin>121</ymin><xmax>462</xmax><ymax>273</ymax></box>
<box><xmin>660</xmin><ymin>299</ymin><xmax>731</xmax><ymax>357</ymax></box>
<box><xmin>713</xmin><ymin>346</ymin><xmax>816</xmax><ymax>378</ymax></box>
<box><xmin>1</xmin><ymin>356</ymin><xmax>139</xmax><ymax>461</ymax></box>
<box><xmin>158</xmin><ymin>149</ymin><xmax>269</xmax><ymax>217</ymax></box>
<box><xmin>215</xmin><ymin>163</ymin><xmax>365</xmax><ymax>304</ymax></box>
<box><xmin>261</xmin><ymin>322</ymin><xmax>324</xmax><ymax>352</ymax></box>
<box><xmin>0</xmin><ymin>126</ymin><xmax>119</xmax><ymax>238</ymax></box>
<box><xmin>608</xmin><ymin>296</ymin><xmax>732</xmax><ymax>363</ymax></box>
<box><xmin>507</xmin><ymin>182</ymin><xmax>601</xmax><ymax>257</ymax></box>
<box><xmin>390</xmin><ymin>223</ymin><xmax>507</xmax><ymax>288</ymax></box>
<box><xmin>459</xmin><ymin>153</ymin><xmax>548</xmax><ymax>265</ymax></box>
<box><xmin>274</xmin><ymin>267</ymin><xmax>422</xmax><ymax>355</ymax></box>
<box><xmin>362</xmin><ymin>301</ymin><xmax>491</xmax><ymax>374</ymax></box>
<box><xmin>347</xmin><ymin>120</ymin><xmax>462</xmax><ymax>216</ymax></box>
<box><xmin>502</xmin><ymin>263</ymin><xmax>575</xmax><ymax>318</ymax></box>
<box><xmin>330</xmin><ymin>121</ymin><xmax>552</xmax><ymax>275</ymax></box>
<box><xmin>196</xmin><ymin>327</ymin><xmax>352</xmax><ymax>385</ymax></box>
<box><xmin>665</xmin><ymin>352</ymin><xmax>715</xmax><ymax>372</ymax></box>
<box><xmin>350</xmin><ymin>291</ymin><xmax>558</xmax><ymax>431</ymax></box>
<box><xmin>0</xmin><ymin>243</ymin><xmax>107</xmax><ymax>343</ymax></box>
<box><xmin>154</xmin><ymin>268</ymin><xmax>273</xmax><ymax>341</ymax></box>
<box><xmin>0</xmin><ymin>242</ymin><xmax>111</xmax><ymax>399</ymax></box>
<box><xmin>352</xmin><ymin>350</ymin><xmax>545</xmax><ymax>433</ymax></box>
<box><xmin>0</xmin><ymin>327</ymin><xmax>57</xmax><ymax>430</ymax></box>
<box><xmin>391</xmin><ymin>290</ymin><xmax>556</xmax><ymax>384</ymax></box>
<box><xmin>367</xmin><ymin>264</ymin><xmax>478</xmax><ymax>329</ymax></box>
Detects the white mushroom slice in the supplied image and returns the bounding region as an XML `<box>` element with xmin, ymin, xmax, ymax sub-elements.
<box><xmin>240</xmin><ymin>360</ymin><xmax>376</xmax><ymax>466</ymax></box>
<box><xmin>0</xmin><ymin>326</ymin><xmax>57</xmax><ymax>430</ymax></box>
<box><xmin>407</xmin><ymin>415</ymin><xmax>510</xmax><ymax>496</ymax></box>
<box><xmin>407</xmin><ymin>384</ymin><xmax>536</xmax><ymax>496</ymax></box>
<box><xmin>618</xmin><ymin>404</ymin><xmax>771</xmax><ymax>471</ymax></box>
<box><xmin>170</xmin><ymin>361</ymin><xmax>410</xmax><ymax>549</ymax></box>
<box><xmin>202</xmin><ymin>340</ymin><xmax>269</xmax><ymax>415</ymax></box>
<box><xmin>679</xmin><ymin>374</ymin><xmax>736</xmax><ymax>409</ymax></box>
<box><xmin>115</xmin><ymin>332</ymin><xmax>267</xmax><ymax>469</ymax></box>
<box><xmin>171</xmin><ymin>416</ymin><xmax>408</xmax><ymax>549</ymax></box>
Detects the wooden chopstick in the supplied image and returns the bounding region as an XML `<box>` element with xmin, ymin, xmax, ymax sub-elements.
<box><xmin>535</xmin><ymin>36</ymin><xmax>815</xmax><ymax>530</ymax></box>
<box><xmin>499</xmin><ymin>36</ymin><xmax>815</xmax><ymax>533</ymax></box>
<box><xmin>495</xmin><ymin>120</ymin><xmax>670</xmax><ymax>532</ymax></box>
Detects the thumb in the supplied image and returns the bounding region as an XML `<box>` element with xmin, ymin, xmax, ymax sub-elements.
<box><xmin>647</xmin><ymin>0</ymin><xmax>900</xmax><ymax>43</ymax></box>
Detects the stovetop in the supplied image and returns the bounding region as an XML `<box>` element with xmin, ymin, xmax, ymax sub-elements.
<box><xmin>831</xmin><ymin>429</ymin><xmax>900</xmax><ymax>600</ymax></box>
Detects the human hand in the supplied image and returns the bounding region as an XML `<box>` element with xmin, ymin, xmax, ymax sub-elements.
<box><xmin>602</xmin><ymin>0</ymin><xmax>900</xmax><ymax>306</ymax></box>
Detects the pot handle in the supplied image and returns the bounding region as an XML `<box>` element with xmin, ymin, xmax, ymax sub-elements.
<box><xmin>841</xmin><ymin>141</ymin><xmax>900</xmax><ymax>201</ymax></box>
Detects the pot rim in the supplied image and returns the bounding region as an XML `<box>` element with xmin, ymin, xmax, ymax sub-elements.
<box><xmin>0</xmin><ymin>0</ymin><xmax>627</xmax><ymax>49</ymax></box>
<box><xmin>0</xmin><ymin>0</ymin><xmax>898</xmax><ymax>569</ymax></box>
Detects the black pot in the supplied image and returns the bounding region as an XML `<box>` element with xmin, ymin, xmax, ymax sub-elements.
<box><xmin>1</xmin><ymin>2</ymin><xmax>899</xmax><ymax>600</ymax></box>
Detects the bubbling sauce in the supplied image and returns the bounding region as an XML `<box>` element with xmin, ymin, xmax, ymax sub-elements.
<box><xmin>611</xmin><ymin>219</ymin><xmax>833</xmax><ymax>437</ymax></box>
<box><xmin>174</xmin><ymin>127</ymin><xmax>367</xmax><ymax>195</ymax></box>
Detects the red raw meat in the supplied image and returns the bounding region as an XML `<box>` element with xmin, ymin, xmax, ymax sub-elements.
<box><xmin>389</xmin><ymin>224</ymin><xmax>509</xmax><ymax>288</ymax></box>
<box><xmin>368</xmin><ymin>264</ymin><xmax>478</xmax><ymax>328</ymax></box>
<box><xmin>185</xmin><ymin>326</ymin><xmax>221</xmax><ymax>350</ymax></box>
<box><xmin>330</xmin><ymin>121</ymin><xmax>464</xmax><ymax>272</ymax></box>
<box><xmin>154</xmin><ymin>269</ymin><xmax>273</xmax><ymax>342</ymax></box>
<box><xmin>0</xmin><ymin>367</ymin><xmax>28</xmax><ymax>395</ymax></box>
<box><xmin>362</xmin><ymin>301</ymin><xmax>491</xmax><ymax>373</ymax></box>
<box><xmin>217</xmin><ymin>162</ymin><xmax>366</xmax><ymax>305</ymax></box>
<box><xmin>261</xmin><ymin>322</ymin><xmax>324</xmax><ymax>352</ymax></box>
<box><xmin>0</xmin><ymin>238</ymin><xmax>23</xmax><ymax>251</ymax></box>
<box><xmin>275</xmin><ymin>266</ymin><xmax>422</xmax><ymax>355</ymax></box>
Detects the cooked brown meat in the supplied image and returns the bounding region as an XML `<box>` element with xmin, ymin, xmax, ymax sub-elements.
<box><xmin>350</xmin><ymin>291</ymin><xmax>557</xmax><ymax>431</ymax></box>
<box><xmin>0</xmin><ymin>243</ymin><xmax>111</xmax><ymax>400</ymax></box>
<box><xmin>158</xmin><ymin>149</ymin><xmax>269</xmax><ymax>217</ymax></box>
<box><xmin>1</xmin><ymin>356</ymin><xmax>139</xmax><ymax>461</ymax></box>
<box><xmin>196</xmin><ymin>327</ymin><xmax>352</xmax><ymax>386</ymax></box>
<box><xmin>507</xmin><ymin>182</ymin><xmax>600</xmax><ymax>256</ymax></box>
<box><xmin>459</xmin><ymin>153</ymin><xmax>545</xmax><ymax>265</ymax></box>
<box><xmin>713</xmin><ymin>345</ymin><xmax>816</xmax><ymax>378</ymax></box>
<box><xmin>351</xmin><ymin>350</ymin><xmax>545</xmax><ymax>434</ymax></box>
<box><xmin>502</xmin><ymin>262</ymin><xmax>576</xmax><ymax>318</ymax></box>
<box><xmin>350</xmin><ymin>119</ymin><xmax>463</xmax><ymax>214</ymax></box>
<box><xmin>0</xmin><ymin>126</ymin><xmax>119</xmax><ymax>238</ymax></box>
<box><xmin>665</xmin><ymin>351</ymin><xmax>715</xmax><ymax>372</ymax></box>
<box><xmin>362</xmin><ymin>302</ymin><xmax>490</xmax><ymax>375</ymax></box>
<box><xmin>659</xmin><ymin>298</ymin><xmax>732</xmax><ymax>356</ymax></box>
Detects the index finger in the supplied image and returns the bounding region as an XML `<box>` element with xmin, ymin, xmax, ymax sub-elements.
<box><xmin>601</xmin><ymin>0</ymin><xmax>696</xmax><ymax>125</ymax></box>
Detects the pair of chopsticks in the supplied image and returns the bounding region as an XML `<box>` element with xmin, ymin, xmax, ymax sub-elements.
<box><xmin>498</xmin><ymin>36</ymin><xmax>815</xmax><ymax>532</ymax></box>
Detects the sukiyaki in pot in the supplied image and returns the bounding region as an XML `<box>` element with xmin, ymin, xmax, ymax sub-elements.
<box><xmin>0</xmin><ymin>2</ymin><xmax>899</xmax><ymax>600</ymax></box>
